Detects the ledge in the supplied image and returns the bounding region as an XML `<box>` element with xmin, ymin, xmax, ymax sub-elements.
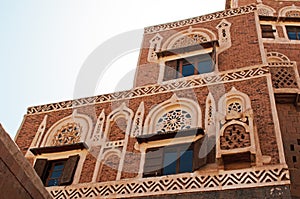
<box><xmin>156</xmin><ymin>40</ymin><xmax>218</xmax><ymax>58</ymax></box>
<box><xmin>26</xmin><ymin>65</ymin><xmax>269</xmax><ymax>115</ymax></box>
<box><xmin>136</xmin><ymin>128</ymin><xmax>204</xmax><ymax>143</ymax></box>
<box><xmin>30</xmin><ymin>142</ymin><xmax>88</xmax><ymax>155</ymax></box>
<box><xmin>46</xmin><ymin>165</ymin><xmax>290</xmax><ymax>199</ymax></box>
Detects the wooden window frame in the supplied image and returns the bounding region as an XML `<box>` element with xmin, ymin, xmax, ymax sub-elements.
<box><xmin>34</xmin><ymin>155</ymin><xmax>80</xmax><ymax>187</ymax></box>
<box><xmin>44</xmin><ymin>159</ymin><xmax>67</xmax><ymax>187</ymax></box>
<box><xmin>172</xmin><ymin>53</ymin><xmax>214</xmax><ymax>79</ymax></box>
<box><xmin>143</xmin><ymin>135</ymin><xmax>214</xmax><ymax>178</ymax></box>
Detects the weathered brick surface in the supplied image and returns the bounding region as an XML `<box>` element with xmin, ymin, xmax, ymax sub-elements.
<box><xmin>276</xmin><ymin>104</ymin><xmax>300</xmax><ymax>198</ymax></box>
<box><xmin>79</xmin><ymin>153</ymin><xmax>97</xmax><ymax>183</ymax></box>
<box><xmin>97</xmin><ymin>154</ymin><xmax>119</xmax><ymax>182</ymax></box>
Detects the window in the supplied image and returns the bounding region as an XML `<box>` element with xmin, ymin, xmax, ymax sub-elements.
<box><xmin>261</xmin><ymin>25</ymin><xmax>275</xmax><ymax>38</ymax></box>
<box><xmin>286</xmin><ymin>26</ymin><xmax>300</xmax><ymax>40</ymax></box>
<box><xmin>44</xmin><ymin>160</ymin><xmax>67</xmax><ymax>186</ymax></box>
<box><xmin>165</xmin><ymin>54</ymin><xmax>213</xmax><ymax>80</ymax></box>
<box><xmin>34</xmin><ymin>155</ymin><xmax>79</xmax><ymax>187</ymax></box>
<box><xmin>293</xmin><ymin>156</ymin><xmax>297</xmax><ymax>163</ymax></box>
<box><xmin>143</xmin><ymin>136</ymin><xmax>214</xmax><ymax>177</ymax></box>
<box><xmin>290</xmin><ymin>144</ymin><xmax>295</xmax><ymax>151</ymax></box>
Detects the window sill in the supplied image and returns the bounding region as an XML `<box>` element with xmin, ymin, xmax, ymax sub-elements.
<box><xmin>136</xmin><ymin>128</ymin><xmax>204</xmax><ymax>144</ymax></box>
<box><xmin>30</xmin><ymin>142</ymin><xmax>88</xmax><ymax>155</ymax></box>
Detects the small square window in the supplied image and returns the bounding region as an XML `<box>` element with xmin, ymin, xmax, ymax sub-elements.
<box><xmin>286</xmin><ymin>26</ymin><xmax>300</xmax><ymax>40</ymax></box>
<box><xmin>290</xmin><ymin>144</ymin><xmax>295</xmax><ymax>151</ymax></box>
<box><xmin>292</xmin><ymin>156</ymin><xmax>297</xmax><ymax>163</ymax></box>
<box><xmin>297</xmin><ymin>139</ymin><xmax>300</xmax><ymax>145</ymax></box>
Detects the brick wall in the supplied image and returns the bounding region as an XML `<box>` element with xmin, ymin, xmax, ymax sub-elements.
<box><xmin>276</xmin><ymin>103</ymin><xmax>300</xmax><ymax>198</ymax></box>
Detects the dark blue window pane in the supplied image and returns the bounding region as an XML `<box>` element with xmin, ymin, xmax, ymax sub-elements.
<box><xmin>182</xmin><ymin>64</ymin><xmax>195</xmax><ymax>77</ymax></box>
<box><xmin>53</xmin><ymin>164</ymin><xmax>64</xmax><ymax>171</ymax></box>
<box><xmin>50</xmin><ymin>171</ymin><xmax>63</xmax><ymax>178</ymax></box>
<box><xmin>179</xmin><ymin>150</ymin><xmax>193</xmax><ymax>173</ymax></box>
<box><xmin>163</xmin><ymin>152</ymin><xmax>177</xmax><ymax>175</ymax></box>
<box><xmin>198</xmin><ymin>60</ymin><xmax>213</xmax><ymax>74</ymax></box>
<box><xmin>48</xmin><ymin>179</ymin><xmax>59</xmax><ymax>186</ymax></box>
<box><xmin>288</xmin><ymin>32</ymin><xmax>297</xmax><ymax>40</ymax></box>
<box><xmin>298</xmin><ymin>32</ymin><xmax>300</xmax><ymax>40</ymax></box>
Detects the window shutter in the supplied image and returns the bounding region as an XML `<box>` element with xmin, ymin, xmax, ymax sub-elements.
<box><xmin>193</xmin><ymin>136</ymin><xmax>207</xmax><ymax>171</ymax></box>
<box><xmin>164</xmin><ymin>60</ymin><xmax>178</xmax><ymax>81</ymax></box>
<box><xmin>34</xmin><ymin>158</ymin><xmax>48</xmax><ymax>179</ymax></box>
<box><xmin>261</xmin><ymin>25</ymin><xmax>275</xmax><ymax>38</ymax></box>
<box><xmin>60</xmin><ymin>155</ymin><xmax>80</xmax><ymax>185</ymax></box>
<box><xmin>143</xmin><ymin>148</ymin><xmax>163</xmax><ymax>177</ymax></box>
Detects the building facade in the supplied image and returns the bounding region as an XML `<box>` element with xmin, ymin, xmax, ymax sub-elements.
<box><xmin>15</xmin><ymin>0</ymin><xmax>300</xmax><ymax>198</ymax></box>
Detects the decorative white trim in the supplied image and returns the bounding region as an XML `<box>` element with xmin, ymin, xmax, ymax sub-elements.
<box><xmin>266</xmin><ymin>74</ymin><xmax>287</xmax><ymax>164</ymax></box>
<box><xmin>93</xmin><ymin>103</ymin><xmax>134</xmax><ymax>182</ymax></box>
<box><xmin>161</xmin><ymin>27</ymin><xmax>217</xmax><ymax>51</ymax></box>
<box><xmin>144</xmin><ymin>5</ymin><xmax>256</xmax><ymax>34</ymax></box>
<box><xmin>91</xmin><ymin>109</ymin><xmax>105</xmax><ymax>145</ymax></box>
<box><xmin>205</xmin><ymin>92</ymin><xmax>216</xmax><ymax>136</ymax></box>
<box><xmin>40</xmin><ymin>110</ymin><xmax>93</xmax><ymax>147</ymax></box>
<box><xmin>27</xmin><ymin>65</ymin><xmax>270</xmax><ymax>115</ymax></box>
<box><xmin>257</xmin><ymin>3</ymin><xmax>276</xmax><ymax>16</ymax></box>
<box><xmin>47</xmin><ymin>165</ymin><xmax>290</xmax><ymax>199</ymax></box>
<box><xmin>143</xmin><ymin>94</ymin><xmax>202</xmax><ymax>135</ymax></box>
<box><xmin>216</xmin><ymin>87</ymin><xmax>258</xmax><ymax>164</ymax></box>
<box><xmin>267</xmin><ymin>52</ymin><xmax>290</xmax><ymax>62</ymax></box>
<box><xmin>279</xmin><ymin>4</ymin><xmax>300</xmax><ymax>17</ymax></box>
<box><xmin>130</xmin><ymin>101</ymin><xmax>145</xmax><ymax>137</ymax></box>
<box><xmin>32</xmin><ymin>115</ymin><xmax>48</xmax><ymax>148</ymax></box>
<box><xmin>147</xmin><ymin>33</ymin><xmax>163</xmax><ymax>62</ymax></box>
<box><xmin>216</xmin><ymin>19</ymin><xmax>232</xmax><ymax>52</ymax></box>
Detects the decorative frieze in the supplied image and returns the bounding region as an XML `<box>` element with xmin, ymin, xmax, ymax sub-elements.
<box><xmin>144</xmin><ymin>5</ymin><xmax>256</xmax><ymax>34</ymax></box>
<box><xmin>47</xmin><ymin>165</ymin><xmax>289</xmax><ymax>199</ymax></box>
<box><xmin>27</xmin><ymin>65</ymin><xmax>269</xmax><ymax>115</ymax></box>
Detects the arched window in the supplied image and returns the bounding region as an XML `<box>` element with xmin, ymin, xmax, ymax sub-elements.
<box><xmin>143</xmin><ymin>94</ymin><xmax>202</xmax><ymax>135</ymax></box>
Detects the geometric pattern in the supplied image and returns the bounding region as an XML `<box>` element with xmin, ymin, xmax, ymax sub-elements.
<box><xmin>53</xmin><ymin>123</ymin><xmax>81</xmax><ymax>146</ymax></box>
<box><xmin>156</xmin><ymin>109</ymin><xmax>192</xmax><ymax>133</ymax></box>
<box><xmin>144</xmin><ymin>5</ymin><xmax>256</xmax><ymax>34</ymax></box>
<box><xmin>27</xmin><ymin>65</ymin><xmax>269</xmax><ymax>115</ymax></box>
<box><xmin>220</xmin><ymin>124</ymin><xmax>250</xmax><ymax>150</ymax></box>
<box><xmin>286</xmin><ymin>10</ymin><xmax>300</xmax><ymax>17</ymax></box>
<box><xmin>47</xmin><ymin>165</ymin><xmax>290</xmax><ymax>199</ymax></box>
<box><xmin>171</xmin><ymin>34</ymin><xmax>208</xmax><ymax>49</ymax></box>
<box><xmin>227</xmin><ymin>102</ymin><xmax>242</xmax><ymax>114</ymax></box>
<box><xmin>269</xmin><ymin>62</ymin><xmax>299</xmax><ymax>89</ymax></box>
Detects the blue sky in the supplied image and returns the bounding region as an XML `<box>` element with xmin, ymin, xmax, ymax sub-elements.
<box><xmin>0</xmin><ymin>0</ymin><xmax>225</xmax><ymax>139</ymax></box>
